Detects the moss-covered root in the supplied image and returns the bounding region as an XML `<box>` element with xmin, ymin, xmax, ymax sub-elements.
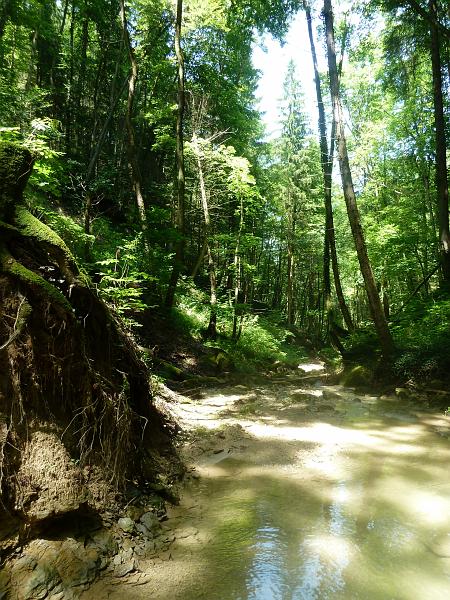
<box><xmin>13</xmin><ymin>206</ymin><xmax>83</xmax><ymax>285</ymax></box>
<box><xmin>0</xmin><ymin>246</ymin><xmax>73</xmax><ymax>312</ymax></box>
<box><xmin>0</xmin><ymin>142</ymin><xmax>33</xmax><ymax>217</ymax></box>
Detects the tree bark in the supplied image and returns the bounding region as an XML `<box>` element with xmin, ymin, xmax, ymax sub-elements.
<box><xmin>165</xmin><ymin>0</ymin><xmax>186</xmax><ymax>308</ymax></box>
<box><xmin>429</xmin><ymin>0</ymin><xmax>450</xmax><ymax>284</ymax></box>
<box><xmin>305</xmin><ymin>4</ymin><xmax>354</xmax><ymax>333</ymax></box>
<box><xmin>194</xmin><ymin>137</ymin><xmax>217</xmax><ymax>339</ymax></box>
<box><xmin>120</xmin><ymin>0</ymin><xmax>150</xmax><ymax>256</ymax></box>
<box><xmin>232</xmin><ymin>198</ymin><xmax>244</xmax><ymax>340</ymax></box>
<box><xmin>323</xmin><ymin>0</ymin><xmax>394</xmax><ymax>358</ymax></box>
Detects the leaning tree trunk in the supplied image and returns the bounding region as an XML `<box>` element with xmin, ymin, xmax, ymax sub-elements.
<box><xmin>165</xmin><ymin>0</ymin><xmax>186</xmax><ymax>309</ymax></box>
<box><xmin>429</xmin><ymin>0</ymin><xmax>450</xmax><ymax>284</ymax></box>
<box><xmin>120</xmin><ymin>0</ymin><xmax>150</xmax><ymax>256</ymax></box>
<box><xmin>305</xmin><ymin>3</ymin><xmax>354</xmax><ymax>335</ymax></box>
<box><xmin>323</xmin><ymin>0</ymin><xmax>394</xmax><ymax>358</ymax></box>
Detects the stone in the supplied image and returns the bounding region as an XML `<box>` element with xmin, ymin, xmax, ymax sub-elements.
<box><xmin>21</xmin><ymin>565</ymin><xmax>60</xmax><ymax>600</ymax></box>
<box><xmin>113</xmin><ymin>555</ymin><xmax>122</xmax><ymax>567</ymax></box>
<box><xmin>139</xmin><ymin>512</ymin><xmax>160</xmax><ymax>533</ymax></box>
<box><xmin>341</xmin><ymin>365</ymin><xmax>373</xmax><ymax>388</ymax></box>
<box><xmin>89</xmin><ymin>529</ymin><xmax>118</xmax><ymax>555</ymax></box>
<box><xmin>117</xmin><ymin>517</ymin><xmax>135</xmax><ymax>534</ymax></box>
<box><xmin>136</xmin><ymin>523</ymin><xmax>152</xmax><ymax>538</ymax></box>
<box><xmin>125</xmin><ymin>506</ymin><xmax>144</xmax><ymax>522</ymax></box>
<box><xmin>114</xmin><ymin>559</ymin><xmax>136</xmax><ymax>578</ymax></box>
<box><xmin>122</xmin><ymin>538</ymin><xmax>135</xmax><ymax>551</ymax></box>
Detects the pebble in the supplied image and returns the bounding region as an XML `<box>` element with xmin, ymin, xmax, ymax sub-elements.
<box><xmin>117</xmin><ymin>517</ymin><xmax>135</xmax><ymax>533</ymax></box>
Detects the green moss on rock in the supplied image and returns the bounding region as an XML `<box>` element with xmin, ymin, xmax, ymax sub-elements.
<box><xmin>341</xmin><ymin>365</ymin><xmax>373</xmax><ymax>388</ymax></box>
<box><xmin>14</xmin><ymin>206</ymin><xmax>74</xmax><ymax>262</ymax></box>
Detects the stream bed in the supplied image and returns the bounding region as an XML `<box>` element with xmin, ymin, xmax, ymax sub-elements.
<box><xmin>88</xmin><ymin>367</ymin><xmax>450</xmax><ymax>599</ymax></box>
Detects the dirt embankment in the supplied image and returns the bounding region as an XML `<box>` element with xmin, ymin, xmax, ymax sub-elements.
<box><xmin>0</xmin><ymin>142</ymin><xmax>182</xmax><ymax>599</ymax></box>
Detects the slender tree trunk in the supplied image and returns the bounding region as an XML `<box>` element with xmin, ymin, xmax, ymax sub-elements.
<box><xmin>83</xmin><ymin>76</ymin><xmax>128</xmax><ymax>258</ymax></box>
<box><xmin>306</xmin><ymin>4</ymin><xmax>354</xmax><ymax>334</ymax></box>
<box><xmin>194</xmin><ymin>137</ymin><xmax>217</xmax><ymax>339</ymax></box>
<box><xmin>429</xmin><ymin>0</ymin><xmax>450</xmax><ymax>284</ymax></box>
<box><xmin>232</xmin><ymin>198</ymin><xmax>244</xmax><ymax>340</ymax></box>
<box><xmin>165</xmin><ymin>0</ymin><xmax>186</xmax><ymax>308</ymax></box>
<box><xmin>286</xmin><ymin>190</ymin><xmax>295</xmax><ymax>326</ymax></box>
<box><xmin>324</xmin><ymin>0</ymin><xmax>394</xmax><ymax>358</ymax></box>
<box><xmin>120</xmin><ymin>0</ymin><xmax>150</xmax><ymax>256</ymax></box>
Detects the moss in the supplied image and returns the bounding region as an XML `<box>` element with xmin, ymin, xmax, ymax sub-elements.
<box><xmin>0</xmin><ymin>246</ymin><xmax>73</xmax><ymax>312</ymax></box>
<box><xmin>341</xmin><ymin>365</ymin><xmax>374</xmax><ymax>388</ymax></box>
<box><xmin>0</xmin><ymin>142</ymin><xmax>33</xmax><ymax>216</ymax></box>
<box><xmin>14</xmin><ymin>206</ymin><xmax>74</xmax><ymax>262</ymax></box>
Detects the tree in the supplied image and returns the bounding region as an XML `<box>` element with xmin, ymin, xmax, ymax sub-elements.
<box><xmin>324</xmin><ymin>0</ymin><xmax>394</xmax><ymax>357</ymax></box>
<box><xmin>165</xmin><ymin>0</ymin><xmax>186</xmax><ymax>308</ymax></box>
<box><xmin>305</xmin><ymin>2</ymin><xmax>354</xmax><ymax>337</ymax></box>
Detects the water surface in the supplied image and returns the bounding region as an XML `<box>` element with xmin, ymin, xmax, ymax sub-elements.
<box><xmin>158</xmin><ymin>377</ymin><xmax>450</xmax><ymax>600</ymax></box>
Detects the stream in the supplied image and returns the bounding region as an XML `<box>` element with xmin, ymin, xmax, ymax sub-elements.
<box><xmin>88</xmin><ymin>365</ymin><xmax>450</xmax><ymax>599</ymax></box>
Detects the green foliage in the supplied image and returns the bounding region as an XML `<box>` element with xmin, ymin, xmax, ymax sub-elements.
<box><xmin>170</xmin><ymin>281</ymin><xmax>308</xmax><ymax>370</ymax></box>
<box><xmin>392</xmin><ymin>299</ymin><xmax>450</xmax><ymax>380</ymax></box>
<box><xmin>0</xmin><ymin>119</ymin><xmax>65</xmax><ymax>197</ymax></box>
<box><xmin>95</xmin><ymin>233</ymin><xmax>157</xmax><ymax>329</ymax></box>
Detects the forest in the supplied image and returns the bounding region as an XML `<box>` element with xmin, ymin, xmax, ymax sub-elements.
<box><xmin>1</xmin><ymin>0</ymin><xmax>450</xmax><ymax>597</ymax></box>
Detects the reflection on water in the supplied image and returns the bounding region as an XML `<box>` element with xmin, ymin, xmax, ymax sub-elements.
<box><xmin>163</xmin><ymin>382</ymin><xmax>450</xmax><ymax>600</ymax></box>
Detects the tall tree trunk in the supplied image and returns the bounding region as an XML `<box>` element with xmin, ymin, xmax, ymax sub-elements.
<box><xmin>232</xmin><ymin>198</ymin><xmax>244</xmax><ymax>340</ymax></box>
<box><xmin>194</xmin><ymin>137</ymin><xmax>217</xmax><ymax>339</ymax></box>
<box><xmin>120</xmin><ymin>0</ymin><xmax>150</xmax><ymax>256</ymax></box>
<box><xmin>306</xmin><ymin>3</ymin><xmax>354</xmax><ymax>334</ymax></box>
<box><xmin>429</xmin><ymin>0</ymin><xmax>450</xmax><ymax>284</ymax></box>
<box><xmin>165</xmin><ymin>0</ymin><xmax>186</xmax><ymax>308</ymax></box>
<box><xmin>323</xmin><ymin>0</ymin><xmax>394</xmax><ymax>358</ymax></box>
<box><xmin>286</xmin><ymin>190</ymin><xmax>295</xmax><ymax>326</ymax></box>
<box><xmin>83</xmin><ymin>76</ymin><xmax>128</xmax><ymax>258</ymax></box>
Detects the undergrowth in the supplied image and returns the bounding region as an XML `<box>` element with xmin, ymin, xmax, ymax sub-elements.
<box><xmin>171</xmin><ymin>280</ymin><xmax>309</xmax><ymax>372</ymax></box>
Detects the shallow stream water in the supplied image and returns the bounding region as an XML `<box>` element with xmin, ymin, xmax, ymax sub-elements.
<box><xmin>89</xmin><ymin>369</ymin><xmax>450</xmax><ymax>599</ymax></box>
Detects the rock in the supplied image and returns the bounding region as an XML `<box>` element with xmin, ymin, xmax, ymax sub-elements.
<box><xmin>89</xmin><ymin>529</ymin><xmax>118</xmax><ymax>555</ymax></box>
<box><xmin>322</xmin><ymin>389</ymin><xmax>341</xmax><ymax>401</ymax></box>
<box><xmin>48</xmin><ymin>593</ymin><xmax>65</xmax><ymax>600</ymax></box>
<box><xmin>21</xmin><ymin>564</ymin><xmax>60</xmax><ymax>600</ymax></box>
<box><xmin>117</xmin><ymin>517</ymin><xmax>135</xmax><ymax>534</ymax></box>
<box><xmin>113</xmin><ymin>555</ymin><xmax>122</xmax><ymax>567</ymax></box>
<box><xmin>114</xmin><ymin>559</ymin><xmax>136</xmax><ymax>578</ymax></box>
<box><xmin>341</xmin><ymin>365</ymin><xmax>373</xmax><ymax>388</ymax></box>
<box><xmin>140</xmin><ymin>512</ymin><xmax>160</xmax><ymax>533</ymax></box>
<box><xmin>395</xmin><ymin>387</ymin><xmax>410</xmax><ymax>399</ymax></box>
<box><xmin>120</xmin><ymin>548</ymin><xmax>133</xmax><ymax>563</ymax></box>
<box><xmin>0</xmin><ymin>569</ymin><xmax>10</xmax><ymax>599</ymax></box>
<box><xmin>125</xmin><ymin>506</ymin><xmax>144</xmax><ymax>522</ymax></box>
<box><xmin>136</xmin><ymin>523</ymin><xmax>152</xmax><ymax>538</ymax></box>
<box><xmin>121</xmin><ymin>538</ymin><xmax>135</xmax><ymax>551</ymax></box>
